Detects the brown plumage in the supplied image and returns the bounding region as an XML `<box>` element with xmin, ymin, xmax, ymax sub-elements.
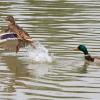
<box><xmin>4</xmin><ymin>15</ymin><xmax>35</xmax><ymax>53</ymax></box>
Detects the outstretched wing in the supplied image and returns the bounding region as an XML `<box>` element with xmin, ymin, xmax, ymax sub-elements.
<box><xmin>0</xmin><ymin>32</ymin><xmax>35</xmax><ymax>52</ymax></box>
<box><xmin>0</xmin><ymin>32</ymin><xmax>18</xmax><ymax>51</ymax></box>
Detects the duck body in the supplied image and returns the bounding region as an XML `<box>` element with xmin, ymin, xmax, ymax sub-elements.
<box><xmin>4</xmin><ymin>16</ymin><xmax>35</xmax><ymax>52</ymax></box>
<box><xmin>75</xmin><ymin>45</ymin><xmax>97</xmax><ymax>62</ymax></box>
<box><xmin>84</xmin><ymin>55</ymin><xmax>94</xmax><ymax>62</ymax></box>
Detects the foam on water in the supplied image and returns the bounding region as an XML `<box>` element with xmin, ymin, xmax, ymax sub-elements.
<box><xmin>25</xmin><ymin>41</ymin><xmax>53</xmax><ymax>63</ymax></box>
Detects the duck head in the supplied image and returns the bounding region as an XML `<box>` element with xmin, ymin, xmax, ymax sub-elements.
<box><xmin>75</xmin><ymin>45</ymin><xmax>94</xmax><ymax>62</ymax></box>
<box><xmin>5</xmin><ymin>15</ymin><xmax>15</xmax><ymax>24</ymax></box>
<box><xmin>77</xmin><ymin>45</ymin><xmax>89</xmax><ymax>55</ymax></box>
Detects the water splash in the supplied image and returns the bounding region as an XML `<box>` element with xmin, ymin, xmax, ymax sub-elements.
<box><xmin>25</xmin><ymin>41</ymin><xmax>53</xmax><ymax>63</ymax></box>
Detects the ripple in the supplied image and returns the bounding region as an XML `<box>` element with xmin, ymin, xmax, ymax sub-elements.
<box><xmin>0</xmin><ymin>0</ymin><xmax>100</xmax><ymax>100</ymax></box>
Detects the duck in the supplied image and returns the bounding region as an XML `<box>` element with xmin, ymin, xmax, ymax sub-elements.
<box><xmin>74</xmin><ymin>44</ymin><xmax>100</xmax><ymax>62</ymax></box>
<box><xmin>4</xmin><ymin>15</ymin><xmax>35</xmax><ymax>53</ymax></box>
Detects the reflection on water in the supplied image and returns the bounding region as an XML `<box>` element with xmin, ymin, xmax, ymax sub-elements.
<box><xmin>0</xmin><ymin>0</ymin><xmax>100</xmax><ymax>100</ymax></box>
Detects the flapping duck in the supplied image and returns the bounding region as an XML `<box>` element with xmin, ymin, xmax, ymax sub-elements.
<box><xmin>4</xmin><ymin>15</ymin><xmax>35</xmax><ymax>53</ymax></box>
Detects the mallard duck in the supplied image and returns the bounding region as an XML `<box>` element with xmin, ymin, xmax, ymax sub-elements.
<box><xmin>74</xmin><ymin>45</ymin><xmax>100</xmax><ymax>62</ymax></box>
<box><xmin>4</xmin><ymin>15</ymin><xmax>35</xmax><ymax>53</ymax></box>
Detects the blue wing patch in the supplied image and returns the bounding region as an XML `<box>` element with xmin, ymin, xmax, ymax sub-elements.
<box><xmin>0</xmin><ymin>32</ymin><xmax>18</xmax><ymax>51</ymax></box>
<box><xmin>0</xmin><ymin>33</ymin><xmax>17</xmax><ymax>40</ymax></box>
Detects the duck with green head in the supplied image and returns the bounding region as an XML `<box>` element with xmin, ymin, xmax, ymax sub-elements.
<box><xmin>75</xmin><ymin>45</ymin><xmax>95</xmax><ymax>62</ymax></box>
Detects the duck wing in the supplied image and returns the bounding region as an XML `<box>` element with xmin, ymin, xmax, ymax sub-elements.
<box><xmin>0</xmin><ymin>32</ymin><xmax>35</xmax><ymax>52</ymax></box>
<box><xmin>14</xmin><ymin>24</ymin><xmax>33</xmax><ymax>42</ymax></box>
<box><xmin>0</xmin><ymin>32</ymin><xmax>18</xmax><ymax>52</ymax></box>
<box><xmin>0</xmin><ymin>32</ymin><xmax>17</xmax><ymax>40</ymax></box>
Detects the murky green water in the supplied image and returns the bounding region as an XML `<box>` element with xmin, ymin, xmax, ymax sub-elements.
<box><xmin>0</xmin><ymin>0</ymin><xmax>100</xmax><ymax>100</ymax></box>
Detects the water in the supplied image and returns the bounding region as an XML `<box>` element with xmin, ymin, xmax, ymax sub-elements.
<box><xmin>0</xmin><ymin>0</ymin><xmax>100</xmax><ymax>100</ymax></box>
<box><xmin>25</xmin><ymin>42</ymin><xmax>53</xmax><ymax>63</ymax></box>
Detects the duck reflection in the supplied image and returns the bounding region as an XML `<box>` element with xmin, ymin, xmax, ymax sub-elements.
<box><xmin>0</xmin><ymin>55</ymin><xmax>52</xmax><ymax>93</ymax></box>
<box><xmin>2</xmin><ymin>56</ymin><xmax>30</xmax><ymax>77</ymax></box>
<box><xmin>0</xmin><ymin>56</ymin><xmax>30</xmax><ymax>92</ymax></box>
<box><xmin>3</xmin><ymin>55</ymin><xmax>51</xmax><ymax>78</ymax></box>
<box><xmin>27</xmin><ymin>63</ymin><xmax>51</xmax><ymax>78</ymax></box>
<box><xmin>76</xmin><ymin>61</ymin><xmax>90</xmax><ymax>73</ymax></box>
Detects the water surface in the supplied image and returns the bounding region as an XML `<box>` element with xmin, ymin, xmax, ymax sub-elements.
<box><xmin>0</xmin><ymin>0</ymin><xmax>100</xmax><ymax>100</ymax></box>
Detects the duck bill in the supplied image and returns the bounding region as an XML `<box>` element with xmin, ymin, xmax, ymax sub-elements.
<box><xmin>73</xmin><ymin>48</ymin><xmax>79</xmax><ymax>51</ymax></box>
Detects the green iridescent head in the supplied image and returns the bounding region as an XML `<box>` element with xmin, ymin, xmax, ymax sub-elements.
<box><xmin>77</xmin><ymin>45</ymin><xmax>89</xmax><ymax>55</ymax></box>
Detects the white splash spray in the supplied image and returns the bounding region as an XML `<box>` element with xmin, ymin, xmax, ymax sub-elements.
<box><xmin>25</xmin><ymin>41</ymin><xmax>53</xmax><ymax>63</ymax></box>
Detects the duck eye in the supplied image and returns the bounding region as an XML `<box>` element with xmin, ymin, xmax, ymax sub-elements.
<box><xmin>7</xmin><ymin>17</ymin><xmax>9</xmax><ymax>19</ymax></box>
